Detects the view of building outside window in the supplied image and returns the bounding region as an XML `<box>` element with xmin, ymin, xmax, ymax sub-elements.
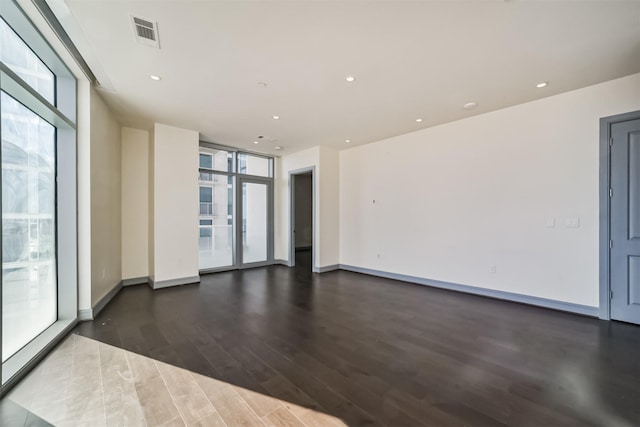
<box><xmin>237</xmin><ymin>153</ymin><xmax>270</xmax><ymax>177</ymax></box>
<box><xmin>198</xmin><ymin>148</ymin><xmax>271</xmax><ymax>269</ymax></box>
<box><xmin>198</xmin><ymin>149</ymin><xmax>234</xmax><ymax>269</ymax></box>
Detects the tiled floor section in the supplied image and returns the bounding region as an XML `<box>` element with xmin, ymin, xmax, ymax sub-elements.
<box><xmin>0</xmin><ymin>398</ymin><xmax>52</xmax><ymax>426</ymax></box>
<box><xmin>7</xmin><ymin>334</ymin><xmax>345</xmax><ymax>427</ymax></box>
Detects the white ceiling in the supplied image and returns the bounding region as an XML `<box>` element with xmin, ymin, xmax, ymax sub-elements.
<box><xmin>54</xmin><ymin>0</ymin><xmax>640</xmax><ymax>155</ymax></box>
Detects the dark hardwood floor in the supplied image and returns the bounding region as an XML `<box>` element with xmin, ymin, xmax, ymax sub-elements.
<box><xmin>75</xmin><ymin>252</ymin><xmax>640</xmax><ymax>426</ymax></box>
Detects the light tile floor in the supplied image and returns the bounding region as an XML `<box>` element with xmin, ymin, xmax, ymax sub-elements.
<box><xmin>8</xmin><ymin>334</ymin><xmax>345</xmax><ymax>427</ymax></box>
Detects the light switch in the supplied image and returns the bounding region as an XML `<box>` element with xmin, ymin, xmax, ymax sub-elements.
<box><xmin>545</xmin><ymin>218</ymin><xmax>555</xmax><ymax>228</ymax></box>
<box><xmin>565</xmin><ymin>217</ymin><xmax>580</xmax><ymax>228</ymax></box>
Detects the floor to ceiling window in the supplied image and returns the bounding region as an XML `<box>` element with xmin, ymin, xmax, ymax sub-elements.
<box><xmin>1</xmin><ymin>92</ymin><xmax>57</xmax><ymax>362</ymax></box>
<box><xmin>0</xmin><ymin>1</ymin><xmax>77</xmax><ymax>390</ymax></box>
<box><xmin>198</xmin><ymin>143</ymin><xmax>273</xmax><ymax>272</ymax></box>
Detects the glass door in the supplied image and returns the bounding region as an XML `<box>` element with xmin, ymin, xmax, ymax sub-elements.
<box><xmin>198</xmin><ymin>144</ymin><xmax>273</xmax><ymax>272</ymax></box>
<box><xmin>238</xmin><ymin>179</ymin><xmax>271</xmax><ymax>266</ymax></box>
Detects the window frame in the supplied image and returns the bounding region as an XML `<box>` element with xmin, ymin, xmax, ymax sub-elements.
<box><xmin>0</xmin><ymin>15</ymin><xmax>56</xmax><ymax>105</ymax></box>
<box><xmin>0</xmin><ymin>0</ymin><xmax>77</xmax><ymax>394</ymax></box>
<box><xmin>237</xmin><ymin>152</ymin><xmax>272</xmax><ymax>178</ymax></box>
<box><xmin>198</xmin><ymin>141</ymin><xmax>274</xmax><ymax>273</ymax></box>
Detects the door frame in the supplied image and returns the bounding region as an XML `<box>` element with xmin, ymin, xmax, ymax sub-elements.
<box><xmin>237</xmin><ymin>175</ymin><xmax>274</xmax><ymax>269</ymax></box>
<box><xmin>599</xmin><ymin>110</ymin><xmax>640</xmax><ymax>320</ymax></box>
<box><xmin>289</xmin><ymin>166</ymin><xmax>316</xmax><ymax>269</ymax></box>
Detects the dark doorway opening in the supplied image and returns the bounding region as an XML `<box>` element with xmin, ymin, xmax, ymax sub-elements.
<box><xmin>291</xmin><ymin>170</ymin><xmax>313</xmax><ymax>270</ymax></box>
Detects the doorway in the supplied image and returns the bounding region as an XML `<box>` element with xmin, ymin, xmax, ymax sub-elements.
<box><xmin>290</xmin><ymin>168</ymin><xmax>315</xmax><ymax>270</ymax></box>
<box><xmin>600</xmin><ymin>110</ymin><xmax>640</xmax><ymax>325</ymax></box>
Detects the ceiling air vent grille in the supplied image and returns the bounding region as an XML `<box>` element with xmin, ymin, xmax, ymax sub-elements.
<box><xmin>130</xmin><ymin>15</ymin><xmax>160</xmax><ymax>48</ymax></box>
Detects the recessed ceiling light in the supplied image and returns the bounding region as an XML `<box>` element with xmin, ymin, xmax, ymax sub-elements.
<box><xmin>536</xmin><ymin>82</ymin><xmax>548</xmax><ymax>88</ymax></box>
<box><xmin>272</xmin><ymin>115</ymin><xmax>280</xmax><ymax>120</ymax></box>
<box><xmin>345</xmin><ymin>139</ymin><xmax>351</xmax><ymax>143</ymax></box>
<box><xmin>416</xmin><ymin>118</ymin><xmax>423</xmax><ymax>123</ymax></box>
<box><xmin>463</xmin><ymin>102</ymin><xmax>478</xmax><ymax>110</ymax></box>
<box><xmin>346</xmin><ymin>76</ymin><xmax>356</xmax><ymax>82</ymax></box>
<box><xmin>274</xmin><ymin>146</ymin><xmax>283</xmax><ymax>150</ymax></box>
<box><xmin>149</xmin><ymin>75</ymin><xmax>161</xmax><ymax>81</ymax></box>
<box><xmin>253</xmin><ymin>141</ymin><xmax>259</xmax><ymax>144</ymax></box>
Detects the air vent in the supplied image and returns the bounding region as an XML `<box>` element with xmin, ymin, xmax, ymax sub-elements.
<box><xmin>130</xmin><ymin>15</ymin><xmax>160</xmax><ymax>48</ymax></box>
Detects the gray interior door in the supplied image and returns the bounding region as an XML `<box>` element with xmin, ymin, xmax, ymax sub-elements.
<box><xmin>610</xmin><ymin>118</ymin><xmax>640</xmax><ymax>324</ymax></box>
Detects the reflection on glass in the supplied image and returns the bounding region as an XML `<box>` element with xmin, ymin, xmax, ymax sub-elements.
<box><xmin>242</xmin><ymin>182</ymin><xmax>267</xmax><ymax>264</ymax></box>
<box><xmin>198</xmin><ymin>174</ymin><xmax>233</xmax><ymax>269</ymax></box>
<box><xmin>0</xmin><ymin>18</ymin><xmax>55</xmax><ymax>104</ymax></box>
<box><xmin>2</xmin><ymin>92</ymin><xmax>56</xmax><ymax>362</ymax></box>
<box><xmin>238</xmin><ymin>153</ymin><xmax>270</xmax><ymax>177</ymax></box>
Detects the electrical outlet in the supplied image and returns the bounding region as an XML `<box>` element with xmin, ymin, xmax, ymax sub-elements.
<box><xmin>565</xmin><ymin>217</ymin><xmax>580</xmax><ymax>228</ymax></box>
<box><xmin>490</xmin><ymin>265</ymin><xmax>497</xmax><ymax>274</ymax></box>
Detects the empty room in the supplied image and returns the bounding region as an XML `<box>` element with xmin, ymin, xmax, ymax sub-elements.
<box><xmin>0</xmin><ymin>0</ymin><xmax>639</xmax><ymax>426</ymax></box>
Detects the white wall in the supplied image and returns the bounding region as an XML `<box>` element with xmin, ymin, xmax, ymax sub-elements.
<box><xmin>318</xmin><ymin>146</ymin><xmax>340</xmax><ymax>267</ymax></box>
<box><xmin>90</xmin><ymin>88</ymin><xmax>122</xmax><ymax>306</ymax></box>
<box><xmin>340</xmin><ymin>73</ymin><xmax>640</xmax><ymax>307</ymax></box>
<box><xmin>121</xmin><ymin>127</ymin><xmax>149</xmax><ymax>280</ymax></box>
<box><xmin>276</xmin><ymin>145</ymin><xmax>340</xmax><ymax>268</ymax></box>
<box><xmin>150</xmin><ymin>123</ymin><xmax>199</xmax><ymax>283</ymax></box>
<box><xmin>275</xmin><ymin>147</ymin><xmax>319</xmax><ymax>263</ymax></box>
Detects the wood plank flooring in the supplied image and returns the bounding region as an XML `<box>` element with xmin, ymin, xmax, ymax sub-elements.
<box><xmin>74</xmin><ymin>252</ymin><xmax>640</xmax><ymax>426</ymax></box>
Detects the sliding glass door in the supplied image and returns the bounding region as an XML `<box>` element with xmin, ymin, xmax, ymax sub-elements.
<box><xmin>198</xmin><ymin>144</ymin><xmax>273</xmax><ymax>272</ymax></box>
